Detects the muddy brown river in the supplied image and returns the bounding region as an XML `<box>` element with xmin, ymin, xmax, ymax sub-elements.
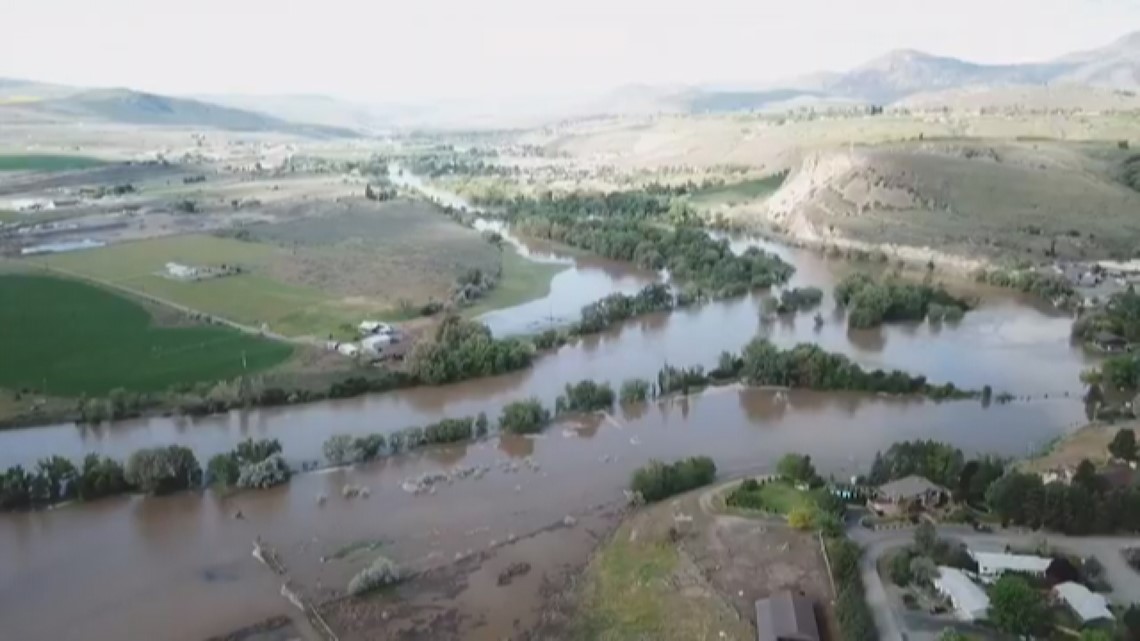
<box><xmin>0</xmin><ymin>181</ymin><xmax>1102</xmax><ymax>641</ymax></box>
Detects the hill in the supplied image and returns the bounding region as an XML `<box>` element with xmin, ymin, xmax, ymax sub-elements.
<box><xmin>0</xmin><ymin>84</ymin><xmax>358</xmax><ymax>137</ymax></box>
<box><xmin>742</xmin><ymin>141</ymin><xmax>1140</xmax><ymax>267</ymax></box>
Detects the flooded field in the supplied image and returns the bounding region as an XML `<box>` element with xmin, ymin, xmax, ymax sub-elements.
<box><xmin>0</xmin><ymin>174</ymin><xmax>1103</xmax><ymax>640</ymax></box>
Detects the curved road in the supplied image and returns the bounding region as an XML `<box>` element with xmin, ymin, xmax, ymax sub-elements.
<box><xmin>849</xmin><ymin>522</ymin><xmax>1140</xmax><ymax>641</ymax></box>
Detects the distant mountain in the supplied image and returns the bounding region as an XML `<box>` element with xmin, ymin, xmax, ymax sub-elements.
<box><xmin>0</xmin><ymin>83</ymin><xmax>359</xmax><ymax>137</ymax></box>
<box><xmin>816</xmin><ymin>30</ymin><xmax>1140</xmax><ymax>104</ymax></box>
<box><xmin>193</xmin><ymin>93</ymin><xmax>399</xmax><ymax>132</ymax></box>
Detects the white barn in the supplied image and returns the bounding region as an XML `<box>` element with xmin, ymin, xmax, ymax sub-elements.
<box><xmin>1054</xmin><ymin>582</ymin><xmax>1113</xmax><ymax>623</ymax></box>
<box><xmin>934</xmin><ymin>566</ymin><xmax>990</xmax><ymax>621</ymax></box>
<box><xmin>970</xmin><ymin>551</ymin><xmax>1052</xmax><ymax>581</ymax></box>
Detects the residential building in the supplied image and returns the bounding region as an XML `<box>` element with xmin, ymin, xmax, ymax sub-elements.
<box><xmin>871</xmin><ymin>475</ymin><xmax>947</xmax><ymax>515</ymax></box>
<box><xmin>970</xmin><ymin>551</ymin><xmax>1052</xmax><ymax>581</ymax></box>
<box><xmin>754</xmin><ymin>592</ymin><xmax>819</xmax><ymax>641</ymax></box>
<box><xmin>933</xmin><ymin>566</ymin><xmax>990</xmax><ymax>621</ymax></box>
<box><xmin>1054</xmin><ymin>582</ymin><xmax>1113</xmax><ymax>623</ymax></box>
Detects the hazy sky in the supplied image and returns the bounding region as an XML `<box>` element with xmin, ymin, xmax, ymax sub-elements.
<box><xmin>2</xmin><ymin>0</ymin><xmax>1138</xmax><ymax>102</ymax></box>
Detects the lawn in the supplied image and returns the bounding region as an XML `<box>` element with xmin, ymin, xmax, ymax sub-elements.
<box><xmin>461</xmin><ymin>248</ymin><xmax>566</xmax><ymax>317</ymax></box>
<box><xmin>689</xmin><ymin>173</ymin><xmax>787</xmax><ymax>207</ymax></box>
<box><xmin>0</xmin><ymin>154</ymin><xmax>107</xmax><ymax>172</ymax></box>
<box><xmin>0</xmin><ymin>274</ymin><xmax>292</xmax><ymax>396</ymax></box>
<box><xmin>724</xmin><ymin>479</ymin><xmax>819</xmax><ymax>515</ymax></box>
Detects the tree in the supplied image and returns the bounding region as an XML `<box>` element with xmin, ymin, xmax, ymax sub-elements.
<box><xmin>777</xmin><ymin>453</ymin><xmax>817</xmax><ymax>485</ymax></box>
<box><xmin>988</xmin><ymin>575</ymin><xmax>1049</xmax><ymax>637</ymax></box>
<box><xmin>889</xmin><ymin>549</ymin><xmax>913</xmax><ymax>586</ymax></box>
<box><xmin>620</xmin><ymin>378</ymin><xmax>651</xmax><ymax>404</ymax></box>
<box><xmin>630</xmin><ymin>457</ymin><xmax>716</xmax><ymax>502</ymax></box>
<box><xmin>323</xmin><ymin>434</ymin><xmax>363</xmax><ymax>466</ymax></box>
<box><xmin>206</xmin><ymin>453</ymin><xmax>241</xmax><ymax>486</ymax></box>
<box><xmin>1111</xmin><ymin>429</ymin><xmax>1137</xmax><ymax>461</ymax></box>
<box><xmin>914</xmin><ymin>521</ymin><xmax>937</xmax><ymax>555</ymax></box>
<box><xmin>124</xmin><ymin>446</ymin><xmax>201</xmax><ymax>495</ymax></box>
<box><xmin>499</xmin><ymin>398</ymin><xmax>550</xmax><ymax>434</ymax></box>
<box><xmin>347</xmin><ymin>555</ymin><xmax>402</xmax><ymax>596</ymax></box>
<box><xmin>1073</xmin><ymin>459</ymin><xmax>1106</xmax><ymax>494</ymax></box>
<box><xmin>909</xmin><ymin>556</ymin><xmax>937</xmax><ymax>586</ymax></box>
<box><xmin>76</xmin><ymin>454</ymin><xmax>128</xmax><ymax>500</ymax></box>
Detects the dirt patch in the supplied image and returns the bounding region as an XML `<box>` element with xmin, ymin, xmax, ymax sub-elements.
<box><xmin>318</xmin><ymin>507</ymin><xmax>621</xmax><ymax>641</ymax></box>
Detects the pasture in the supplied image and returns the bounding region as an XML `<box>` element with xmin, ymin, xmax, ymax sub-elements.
<box><xmin>0</xmin><ymin>154</ymin><xmax>106</xmax><ymax>172</ymax></box>
<box><xmin>35</xmin><ymin>199</ymin><xmax>511</xmax><ymax>337</ymax></box>
<box><xmin>0</xmin><ymin>274</ymin><xmax>292</xmax><ymax>396</ymax></box>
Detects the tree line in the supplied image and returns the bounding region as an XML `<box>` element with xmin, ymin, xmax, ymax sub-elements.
<box><xmin>835</xmin><ymin>273</ymin><xmax>970</xmax><ymax>328</ymax></box>
<box><xmin>1</xmin><ymin>445</ymin><xmax>203</xmax><ymax>510</ymax></box>
<box><xmin>503</xmin><ymin>192</ymin><xmax>793</xmax><ymax>298</ymax></box>
<box><xmin>975</xmin><ymin>268</ymin><xmax>1078</xmax><ymax>309</ymax></box>
<box><xmin>406</xmin><ymin>315</ymin><xmax>533</xmax><ymax>385</ymax></box>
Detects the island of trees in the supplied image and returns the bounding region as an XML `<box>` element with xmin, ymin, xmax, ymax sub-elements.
<box><xmin>835</xmin><ymin>273</ymin><xmax>971</xmax><ymax>328</ymax></box>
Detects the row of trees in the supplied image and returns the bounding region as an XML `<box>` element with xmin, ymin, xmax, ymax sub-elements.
<box><xmin>835</xmin><ymin>273</ymin><xmax>970</xmax><ymax>328</ymax></box>
<box><xmin>985</xmin><ymin>462</ymin><xmax>1140</xmax><ymax>535</ymax></box>
<box><xmin>629</xmin><ymin>456</ymin><xmax>717</xmax><ymax>502</ymax></box>
<box><xmin>827</xmin><ymin>537</ymin><xmax>878</xmax><ymax>641</ymax></box>
<box><xmin>975</xmin><ymin>268</ymin><xmax>1078</xmax><ymax>308</ymax></box>
<box><xmin>571</xmin><ymin>284</ymin><xmax>677</xmax><ymax>334</ymax></box>
<box><xmin>733</xmin><ymin>338</ymin><xmax>974</xmax><ymax>398</ymax></box>
<box><xmin>1</xmin><ymin>444</ymin><xmax>211</xmax><ymax>510</ymax></box>
<box><xmin>510</xmin><ymin>206</ymin><xmax>793</xmax><ymax>298</ymax></box>
<box><xmin>323</xmin><ymin>414</ymin><xmax>491</xmax><ymax>465</ymax></box>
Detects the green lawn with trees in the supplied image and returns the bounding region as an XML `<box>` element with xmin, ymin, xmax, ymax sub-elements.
<box><xmin>0</xmin><ymin>274</ymin><xmax>293</xmax><ymax>396</ymax></box>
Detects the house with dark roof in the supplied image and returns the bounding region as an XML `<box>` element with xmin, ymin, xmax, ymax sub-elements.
<box><xmin>872</xmin><ymin>475</ymin><xmax>948</xmax><ymax>516</ymax></box>
<box><xmin>754</xmin><ymin>592</ymin><xmax>819</xmax><ymax>641</ymax></box>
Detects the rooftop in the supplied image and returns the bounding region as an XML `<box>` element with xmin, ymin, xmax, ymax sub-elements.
<box><xmin>876</xmin><ymin>475</ymin><xmax>945</xmax><ymax>500</ymax></box>
<box><xmin>970</xmin><ymin>551</ymin><xmax>1052</xmax><ymax>574</ymax></box>
<box><xmin>933</xmin><ymin>566</ymin><xmax>990</xmax><ymax>618</ymax></box>
<box><xmin>755</xmin><ymin>592</ymin><xmax>819</xmax><ymax>641</ymax></box>
<box><xmin>1055</xmin><ymin>582</ymin><xmax>1113</xmax><ymax>622</ymax></box>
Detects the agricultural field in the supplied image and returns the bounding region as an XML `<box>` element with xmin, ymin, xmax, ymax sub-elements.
<box><xmin>34</xmin><ymin>199</ymin><xmax>506</xmax><ymax>337</ymax></box>
<box><xmin>0</xmin><ymin>154</ymin><xmax>107</xmax><ymax>172</ymax></box>
<box><xmin>0</xmin><ymin>274</ymin><xmax>292</xmax><ymax>396</ymax></box>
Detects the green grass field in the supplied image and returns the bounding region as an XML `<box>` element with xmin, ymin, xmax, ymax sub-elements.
<box><xmin>0</xmin><ymin>274</ymin><xmax>292</xmax><ymax>396</ymax></box>
<box><xmin>689</xmin><ymin>173</ymin><xmax>787</xmax><ymax>207</ymax></box>
<box><xmin>0</xmin><ymin>154</ymin><xmax>107</xmax><ymax>172</ymax></box>
<box><xmin>33</xmin><ymin>234</ymin><xmax>403</xmax><ymax>337</ymax></box>
<box><xmin>462</xmin><ymin>248</ymin><xmax>566</xmax><ymax>318</ymax></box>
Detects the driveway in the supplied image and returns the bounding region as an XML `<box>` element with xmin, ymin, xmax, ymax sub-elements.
<box><xmin>850</xmin><ymin>523</ymin><xmax>1140</xmax><ymax>641</ymax></box>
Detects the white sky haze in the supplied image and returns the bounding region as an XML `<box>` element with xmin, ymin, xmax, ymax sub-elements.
<box><xmin>2</xmin><ymin>0</ymin><xmax>1138</xmax><ymax>101</ymax></box>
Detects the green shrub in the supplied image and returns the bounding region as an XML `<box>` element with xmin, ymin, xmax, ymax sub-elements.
<box><xmin>630</xmin><ymin>456</ymin><xmax>717</xmax><ymax>502</ymax></box>
<box><xmin>499</xmin><ymin>398</ymin><xmax>550</xmax><ymax>434</ymax></box>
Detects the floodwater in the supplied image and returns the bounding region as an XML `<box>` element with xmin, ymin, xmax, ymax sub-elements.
<box><xmin>0</xmin><ymin>175</ymin><xmax>1104</xmax><ymax>640</ymax></box>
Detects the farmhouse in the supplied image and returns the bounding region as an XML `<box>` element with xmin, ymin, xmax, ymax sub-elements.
<box><xmin>164</xmin><ymin>262</ymin><xmax>200</xmax><ymax>280</ymax></box>
<box><xmin>871</xmin><ymin>475</ymin><xmax>947</xmax><ymax>515</ymax></box>
<box><xmin>933</xmin><ymin>566</ymin><xmax>989</xmax><ymax>621</ymax></box>
<box><xmin>970</xmin><ymin>551</ymin><xmax>1052</xmax><ymax>581</ymax></box>
<box><xmin>1054</xmin><ymin>582</ymin><xmax>1113</xmax><ymax>623</ymax></box>
<box><xmin>754</xmin><ymin>592</ymin><xmax>819</xmax><ymax>641</ymax></box>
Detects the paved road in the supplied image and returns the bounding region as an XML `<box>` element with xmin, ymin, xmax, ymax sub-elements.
<box><xmin>850</xmin><ymin>523</ymin><xmax>1140</xmax><ymax>641</ymax></box>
